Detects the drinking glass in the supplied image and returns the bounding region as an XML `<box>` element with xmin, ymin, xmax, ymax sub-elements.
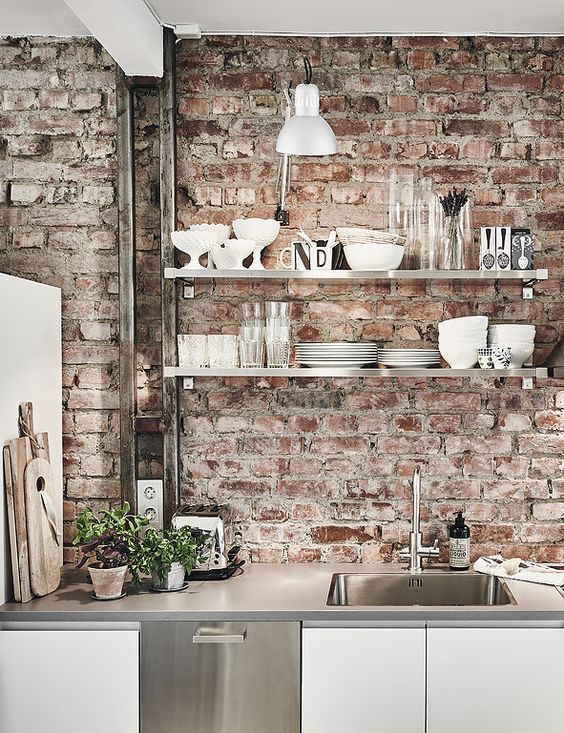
<box><xmin>265</xmin><ymin>301</ymin><xmax>292</xmax><ymax>319</ymax></box>
<box><xmin>239</xmin><ymin>325</ymin><xmax>265</xmax><ymax>368</ymax></box>
<box><xmin>177</xmin><ymin>335</ymin><xmax>209</xmax><ymax>368</ymax></box>
<box><xmin>241</xmin><ymin>302</ymin><xmax>265</xmax><ymax>321</ymax></box>
<box><xmin>265</xmin><ymin>319</ymin><xmax>291</xmax><ymax>368</ymax></box>
<box><xmin>208</xmin><ymin>335</ymin><xmax>238</xmax><ymax>368</ymax></box>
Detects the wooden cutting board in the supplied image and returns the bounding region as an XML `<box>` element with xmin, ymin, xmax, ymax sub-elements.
<box><xmin>24</xmin><ymin>456</ymin><xmax>60</xmax><ymax>596</ymax></box>
<box><xmin>18</xmin><ymin>402</ymin><xmax>60</xmax><ymax>597</ymax></box>
<box><xmin>7</xmin><ymin>435</ymin><xmax>33</xmax><ymax>603</ymax></box>
<box><xmin>3</xmin><ymin>446</ymin><xmax>21</xmax><ymax>602</ymax></box>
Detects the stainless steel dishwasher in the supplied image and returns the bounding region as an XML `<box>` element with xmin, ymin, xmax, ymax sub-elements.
<box><xmin>141</xmin><ymin>621</ymin><xmax>300</xmax><ymax>733</ymax></box>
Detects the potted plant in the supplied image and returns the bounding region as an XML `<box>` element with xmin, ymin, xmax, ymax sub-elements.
<box><xmin>72</xmin><ymin>502</ymin><xmax>148</xmax><ymax>599</ymax></box>
<box><xmin>134</xmin><ymin>525</ymin><xmax>209</xmax><ymax>591</ymax></box>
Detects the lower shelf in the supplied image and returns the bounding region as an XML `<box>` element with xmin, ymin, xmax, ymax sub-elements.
<box><xmin>164</xmin><ymin>366</ymin><xmax>548</xmax><ymax>379</ymax></box>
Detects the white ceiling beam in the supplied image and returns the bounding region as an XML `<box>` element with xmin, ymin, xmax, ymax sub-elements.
<box><xmin>63</xmin><ymin>0</ymin><xmax>163</xmax><ymax>77</ymax></box>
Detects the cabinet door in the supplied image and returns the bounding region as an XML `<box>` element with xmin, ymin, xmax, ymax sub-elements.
<box><xmin>428</xmin><ymin>627</ymin><xmax>564</xmax><ymax>733</ymax></box>
<box><xmin>0</xmin><ymin>629</ymin><xmax>139</xmax><ymax>733</ymax></box>
<box><xmin>302</xmin><ymin>627</ymin><xmax>426</xmax><ymax>733</ymax></box>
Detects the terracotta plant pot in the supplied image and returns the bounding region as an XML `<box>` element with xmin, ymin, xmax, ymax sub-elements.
<box><xmin>151</xmin><ymin>562</ymin><xmax>186</xmax><ymax>591</ymax></box>
<box><xmin>88</xmin><ymin>564</ymin><xmax>128</xmax><ymax>599</ymax></box>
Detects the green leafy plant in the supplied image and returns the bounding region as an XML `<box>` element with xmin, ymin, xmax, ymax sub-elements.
<box><xmin>133</xmin><ymin>526</ymin><xmax>210</xmax><ymax>584</ymax></box>
<box><xmin>72</xmin><ymin>502</ymin><xmax>148</xmax><ymax>584</ymax></box>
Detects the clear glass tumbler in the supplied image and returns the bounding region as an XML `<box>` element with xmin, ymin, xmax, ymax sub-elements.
<box><xmin>239</xmin><ymin>325</ymin><xmax>265</xmax><ymax>368</ymax></box>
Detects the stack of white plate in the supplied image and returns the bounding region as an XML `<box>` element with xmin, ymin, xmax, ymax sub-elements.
<box><xmin>295</xmin><ymin>342</ymin><xmax>379</xmax><ymax>368</ymax></box>
<box><xmin>488</xmin><ymin>324</ymin><xmax>535</xmax><ymax>368</ymax></box>
<box><xmin>378</xmin><ymin>349</ymin><xmax>441</xmax><ymax>369</ymax></box>
<box><xmin>438</xmin><ymin>316</ymin><xmax>488</xmax><ymax>369</ymax></box>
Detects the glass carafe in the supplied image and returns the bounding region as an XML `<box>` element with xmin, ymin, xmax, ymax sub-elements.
<box><xmin>412</xmin><ymin>178</ymin><xmax>442</xmax><ymax>270</ymax></box>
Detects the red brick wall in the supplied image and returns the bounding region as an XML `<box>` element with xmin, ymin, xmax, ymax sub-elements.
<box><xmin>1</xmin><ymin>35</ymin><xmax>563</xmax><ymax>565</ymax></box>
<box><xmin>175</xmin><ymin>36</ymin><xmax>564</xmax><ymax>563</ymax></box>
<box><xmin>0</xmin><ymin>37</ymin><xmax>120</xmax><ymax>560</ymax></box>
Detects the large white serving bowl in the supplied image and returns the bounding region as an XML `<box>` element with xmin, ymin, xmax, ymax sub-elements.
<box><xmin>438</xmin><ymin>316</ymin><xmax>489</xmax><ymax>335</ymax></box>
<box><xmin>171</xmin><ymin>230</ymin><xmax>216</xmax><ymax>269</ymax></box>
<box><xmin>190</xmin><ymin>223</ymin><xmax>231</xmax><ymax>245</ymax></box>
<box><xmin>438</xmin><ymin>339</ymin><xmax>482</xmax><ymax>369</ymax></box>
<box><xmin>488</xmin><ymin>339</ymin><xmax>534</xmax><ymax>367</ymax></box>
<box><xmin>343</xmin><ymin>242</ymin><xmax>405</xmax><ymax>271</ymax></box>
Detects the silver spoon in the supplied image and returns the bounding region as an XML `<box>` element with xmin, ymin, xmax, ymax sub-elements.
<box><xmin>518</xmin><ymin>235</ymin><xmax>528</xmax><ymax>269</ymax></box>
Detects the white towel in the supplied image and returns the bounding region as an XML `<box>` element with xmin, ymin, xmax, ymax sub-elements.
<box><xmin>474</xmin><ymin>554</ymin><xmax>564</xmax><ymax>587</ymax></box>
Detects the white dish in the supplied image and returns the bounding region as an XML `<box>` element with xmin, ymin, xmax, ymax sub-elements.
<box><xmin>210</xmin><ymin>239</ymin><xmax>256</xmax><ymax>269</ymax></box>
<box><xmin>343</xmin><ymin>243</ymin><xmax>405</xmax><ymax>271</ymax></box>
<box><xmin>438</xmin><ymin>341</ymin><xmax>480</xmax><ymax>369</ymax></box>
<box><xmin>171</xmin><ymin>230</ymin><xmax>216</xmax><ymax>269</ymax></box>
<box><xmin>439</xmin><ymin>316</ymin><xmax>489</xmax><ymax>334</ymax></box>
<box><xmin>299</xmin><ymin>360</ymin><xmax>378</xmax><ymax>368</ymax></box>
<box><xmin>488</xmin><ymin>339</ymin><xmax>534</xmax><ymax>368</ymax></box>
<box><xmin>190</xmin><ymin>223</ymin><xmax>231</xmax><ymax>245</ymax></box>
<box><xmin>233</xmin><ymin>218</ymin><xmax>281</xmax><ymax>271</ymax></box>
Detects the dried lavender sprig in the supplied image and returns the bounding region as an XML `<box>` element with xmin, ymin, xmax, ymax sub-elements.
<box><xmin>439</xmin><ymin>187</ymin><xmax>469</xmax><ymax>217</ymax></box>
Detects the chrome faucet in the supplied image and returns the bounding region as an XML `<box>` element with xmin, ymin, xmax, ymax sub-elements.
<box><xmin>399</xmin><ymin>466</ymin><xmax>440</xmax><ymax>572</ymax></box>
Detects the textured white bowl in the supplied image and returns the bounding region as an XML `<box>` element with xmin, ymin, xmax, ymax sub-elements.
<box><xmin>343</xmin><ymin>242</ymin><xmax>405</xmax><ymax>270</ymax></box>
<box><xmin>488</xmin><ymin>339</ymin><xmax>534</xmax><ymax>367</ymax></box>
<box><xmin>438</xmin><ymin>316</ymin><xmax>489</xmax><ymax>334</ymax></box>
<box><xmin>210</xmin><ymin>239</ymin><xmax>256</xmax><ymax>269</ymax></box>
<box><xmin>233</xmin><ymin>218</ymin><xmax>280</xmax><ymax>248</ymax></box>
<box><xmin>171</xmin><ymin>230</ymin><xmax>216</xmax><ymax>269</ymax></box>
<box><xmin>190</xmin><ymin>223</ymin><xmax>231</xmax><ymax>245</ymax></box>
<box><xmin>438</xmin><ymin>340</ymin><xmax>481</xmax><ymax>369</ymax></box>
<box><xmin>489</xmin><ymin>325</ymin><xmax>536</xmax><ymax>337</ymax></box>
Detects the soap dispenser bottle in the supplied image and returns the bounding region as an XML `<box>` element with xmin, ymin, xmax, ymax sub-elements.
<box><xmin>449</xmin><ymin>511</ymin><xmax>470</xmax><ymax>571</ymax></box>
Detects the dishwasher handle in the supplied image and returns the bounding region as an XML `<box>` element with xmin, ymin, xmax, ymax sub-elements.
<box><xmin>192</xmin><ymin>626</ymin><xmax>247</xmax><ymax>644</ymax></box>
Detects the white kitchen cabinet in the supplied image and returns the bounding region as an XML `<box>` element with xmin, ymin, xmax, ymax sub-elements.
<box><xmin>0</xmin><ymin>626</ymin><xmax>139</xmax><ymax>733</ymax></box>
<box><xmin>302</xmin><ymin>627</ymin><xmax>426</xmax><ymax>733</ymax></box>
<box><xmin>427</xmin><ymin>627</ymin><xmax>564</xmax><ymax>733</ymax></box>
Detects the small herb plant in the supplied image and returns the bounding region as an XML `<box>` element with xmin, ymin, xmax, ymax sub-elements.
<box><xmin>72</xmin><ymin>502</ymin><xmax>148</xmax><ymax>584</ymax></box>
<box><xmin>134</xmin><ymin>526</ymin><xmax>210</xmax><ymax>583</ymax></box>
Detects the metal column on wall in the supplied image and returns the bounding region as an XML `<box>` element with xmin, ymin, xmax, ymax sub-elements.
<box><xmin>116</xmin><ymin>68</ymin><xmax>138</xmax><ymax>509</ymax></box>
<box><xmin>159</xmin><ymin>28</ymin><xmax>180</xmax><ymax>524</ymax></box>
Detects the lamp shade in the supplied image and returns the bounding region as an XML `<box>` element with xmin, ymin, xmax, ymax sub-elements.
<box><xmin>276</xmin><ymin>82</ymin><xmax>337</xmax><ymax>156</ymax></box>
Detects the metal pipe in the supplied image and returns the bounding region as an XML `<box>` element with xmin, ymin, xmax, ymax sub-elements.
<box><xmin>159</xmin><ymin>27</ymin><xmax>180</xmax><ymax>524</ymax></box>
<box><xmin>116</xmin><ymin>68</ymin><xmax>138</xmax><ymax>509</ymax></box>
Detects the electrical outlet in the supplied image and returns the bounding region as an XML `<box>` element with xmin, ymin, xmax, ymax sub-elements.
<box><xmin>137</xmin><ymin>479</ymin><xmax>163</xmax><ymax>531</ymax></box>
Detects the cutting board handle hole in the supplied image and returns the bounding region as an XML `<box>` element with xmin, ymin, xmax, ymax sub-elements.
<box><xmin>36</xmin><ymin>477</ymin><xmax>45</xmax><ymax>492</ymax></box>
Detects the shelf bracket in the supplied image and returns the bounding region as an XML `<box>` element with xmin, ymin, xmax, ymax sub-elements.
<box><xmin>521</xmin><ymin>377</ymin><xmax>534</xmax><ymax>390</ymax></box>
<box><xmin>522</xmin><ymin>278</ymin><xmax>537</xmax><ymax>300</ymax></box>
<box><xmin>182</xmin><ymin>377</ymin><xmax>194</xmax><ymax>390</ymax></box>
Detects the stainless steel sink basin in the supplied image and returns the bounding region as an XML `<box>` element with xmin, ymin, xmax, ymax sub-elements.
<box><xmin>327</xmin><ymin>573</ymin><xmax>516</xmax><ymax>607</ymax></box>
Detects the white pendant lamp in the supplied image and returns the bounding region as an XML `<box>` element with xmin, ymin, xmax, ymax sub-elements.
<box><xmin>276</xmin><ymin>58</ymin><xmax>337</xmax><ymax>157</ymax></box>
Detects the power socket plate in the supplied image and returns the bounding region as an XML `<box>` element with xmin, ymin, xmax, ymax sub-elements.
<box><xmin>137</xmin><ymin>479</ymin><xmax>164</xmax><ymax>530</ymax></box>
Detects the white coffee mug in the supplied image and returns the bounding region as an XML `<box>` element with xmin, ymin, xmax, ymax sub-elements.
<box><xmin>279</xmin><ymin>241</ymin><xmax>311</xmax><ymax>270</ymax></box>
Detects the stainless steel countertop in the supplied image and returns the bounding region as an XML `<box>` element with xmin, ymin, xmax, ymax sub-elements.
<box><xmin>1</xmin><ymin>564</ymin><xmax>564</xmax><ymax>622</ymax></box>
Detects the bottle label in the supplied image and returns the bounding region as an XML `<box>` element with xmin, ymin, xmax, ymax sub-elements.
<box><xmin>449</xmin><ymin>538</ymin><xmax>470</xmax><ymax>568</ymax></box>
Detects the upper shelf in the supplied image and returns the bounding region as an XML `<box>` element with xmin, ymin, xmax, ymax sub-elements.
<box><xmin>164</xmin><ymin>268</ymin><xmax>548</xmax><ymax>282</ymax></box>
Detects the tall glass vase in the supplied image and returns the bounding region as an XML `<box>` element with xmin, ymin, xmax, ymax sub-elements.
<box><xmin>439</xmin><ymin>199</ymin><xmax>472</xmax><ymax>270</ymax></box>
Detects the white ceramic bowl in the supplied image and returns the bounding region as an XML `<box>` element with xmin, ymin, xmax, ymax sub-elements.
<box><xmin>233</xmin><ymin>218</ymin><xmax>280</xmax><ymax>248</ymax></box>
<box><xmin>190</xmin><ymin>223</ymin><xmax>231</xmax><ymax>245</ymax></box>
<box><xmin>210</xmin><ymin>239</ymin><xmax>256</xmax><ymax>269</ymax></box>
<box><xmin>438</xmin><ymin>340</ymin><xmax>481</xmax><ymax>369</ymax></box>
<box><xmin>438</xmin><ymin>316</ymin><xmax>489</xmax><ymax>335</ymax></box>
<box><xmin>171</xmin><ymin>230</ymin><xmax>216</xmax><ymax>269</ymax></box>
<box><xmin>489</xmin><ymin>325</ymin><xmax>536</xmax><ymax>338</ymax></box>
<box><xmin>488</xmin><ymin>339</ymin><xmax>534</xmax><ymax>368</ymax></box>
<box><xmin>343</xmin><ymin>242</ymin><xmax>405</xmax><ymax>271</ymax></box>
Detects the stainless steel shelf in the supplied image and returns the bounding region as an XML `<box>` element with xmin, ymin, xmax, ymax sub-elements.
<box><xmin>164</xmin><ymin>268</ymin><xmax>548</xmax><ymax>282</ymax></box>
<box><xmin>164</xmin><ymin>366</ymin><xmax>548</xmax><ymax>379</ymax></box>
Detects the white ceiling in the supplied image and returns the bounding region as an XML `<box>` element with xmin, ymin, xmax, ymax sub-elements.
<box><xmin>152</xmin><ymin>0</ymin><xmax>564</xmax><ymax>36</ymax></box>
<box><xmin>2</xmin><ymin>0</ymin><xmax>564</xmax><ymax>37</ymax></box>
<box><xmin>1</xmin><ymin>0</ymin><xmax>88</xmax><ymax>36</ymax></box>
